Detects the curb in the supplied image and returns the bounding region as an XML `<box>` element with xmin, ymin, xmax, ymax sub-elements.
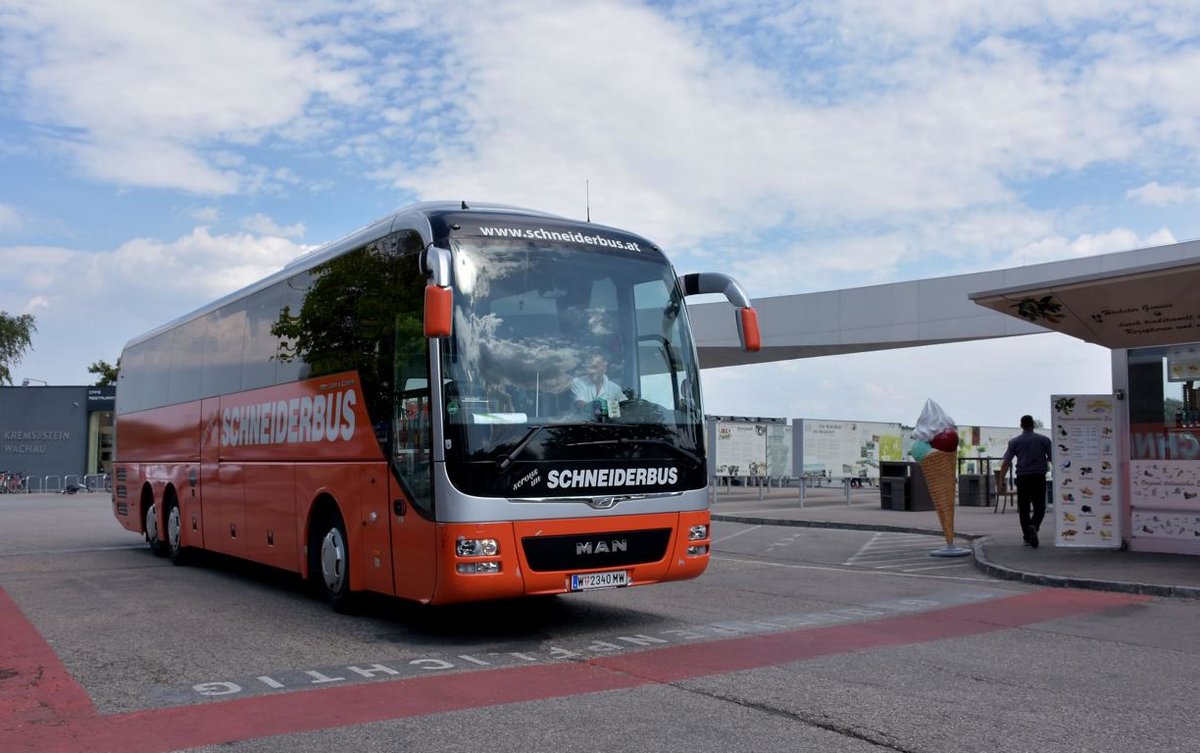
<box><xmin>711</xmin><ymin>514</ymin><xmax>1200</xmax><ymax>600</ymax></box>
<box><xmin>968</xmin><ymin>537</ymin><xmax>1200</xmax><ymax>600</ymax></box>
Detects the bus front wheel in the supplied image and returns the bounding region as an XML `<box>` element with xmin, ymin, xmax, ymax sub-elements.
<box><xmin>165</xmin><ymin>500</ymin><xmax>189</xmax><ymax>565</ymax></box>
<box><xmin>311</xmin><ymin>510</ymin><xmax>354</xmax><ymax>613</ymax></box>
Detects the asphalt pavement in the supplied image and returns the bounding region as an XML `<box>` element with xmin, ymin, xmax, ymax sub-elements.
<box><xmin>710</xmin><ymin>481</ymin><xmax>1200</xmax><ymax>599</ymax></box>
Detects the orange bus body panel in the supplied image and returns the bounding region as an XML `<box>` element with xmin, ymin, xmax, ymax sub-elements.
<box><xmin>243</xmin><ymin>464</ymin><xmax>299</xmax><ymax>571</ymax></box>
<box><xmin>117</xmin><ymin>402</ymin><xmax>202</xmax><ymax>463</ymax></box>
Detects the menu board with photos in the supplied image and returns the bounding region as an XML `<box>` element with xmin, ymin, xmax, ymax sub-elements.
<box><xmin>1051</xmin><ymin>394</ymin><xmax>1121</xmax><ymax>549</ymax></box>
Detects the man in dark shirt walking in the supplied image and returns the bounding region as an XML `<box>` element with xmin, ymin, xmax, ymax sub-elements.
<box><xmin>999</xmin><ymin>415</ymin><xmax>1053</xmax><ymax>548</ymax></box>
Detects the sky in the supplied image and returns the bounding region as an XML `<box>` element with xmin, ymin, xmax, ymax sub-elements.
<box><xmin>2</xmin><ymin>0</ymin><xmax>1199</xmax><ymax>429</ymax></box>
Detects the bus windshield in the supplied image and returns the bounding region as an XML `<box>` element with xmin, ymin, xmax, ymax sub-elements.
<box><xmin>440</xmin><ymin>237</ymin><xmax>704</xmax><ymax>488</ymax></box>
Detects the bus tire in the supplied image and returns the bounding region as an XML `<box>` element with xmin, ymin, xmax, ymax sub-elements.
<box><xmin>145</xmin><ymin>499</ymin><xmax>166</xmax><ymax>557</ymax></box>
<box><xmin>165</xmin><ymin>498</ymin><xmax>190</xmax><ymax>566</ymax></box>
<box><xmin>311</xmin><ymin>508</ymin><xmax>355</xmax><ymax>613</ymax></box>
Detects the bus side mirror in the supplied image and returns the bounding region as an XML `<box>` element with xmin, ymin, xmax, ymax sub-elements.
<box><xmin>738</xmin><ymin>307</ymin><xmax>761</xmax><ymax>352</ymax></box>
<box><xmin>680</xmin><ymin>272</ymin><xmax>762</xmax><ymax>353</ymax></box>
<box><xmin>424</xmin><ymin>285</ymin><xmax>452</xmax><ymax>338</ymax></box>
<box><xmin>421</xmin><ymin>245</ymin><xmax>453</xmax><ymax>338</ymax></box>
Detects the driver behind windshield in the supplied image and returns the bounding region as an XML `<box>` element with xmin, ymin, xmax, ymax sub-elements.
<box><xmin>570</xmin><ymin>353</ymin><xmax>624</xmax><ymax>413</ymax></box>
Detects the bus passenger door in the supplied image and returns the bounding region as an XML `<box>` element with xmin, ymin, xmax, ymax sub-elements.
<box><xmin>388</xmin><ymin>474</ymin><xmax>437</xmax><ymax>602</ymax></box>
<box><xmin>355</xmin><ymin>463</ymin><xmax>395</xmax><ymax>595</ymax></box>
<box><xmin>389</xmin><ymin>385</ymin><xmax>437</xmax><ymax>602</ymax></box>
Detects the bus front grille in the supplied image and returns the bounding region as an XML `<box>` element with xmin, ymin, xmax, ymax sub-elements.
<box><xmin>521</xmin><ymin>529</ymin><xmax>671</xmax><ymax>572</ymax></box>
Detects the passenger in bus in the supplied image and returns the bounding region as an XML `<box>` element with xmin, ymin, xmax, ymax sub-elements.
<box><xmin>571</xmin><ymin>353</ymin><xmax>625</xmax><ymax>411</ymax></box>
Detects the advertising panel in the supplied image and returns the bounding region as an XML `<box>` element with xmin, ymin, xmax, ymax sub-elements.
<box><xmin>1051</xmin><ymin>395</ymin><xmax>1121</xmax><ymax>549</ymax></box>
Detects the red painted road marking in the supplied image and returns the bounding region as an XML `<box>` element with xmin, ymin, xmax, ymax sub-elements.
<box><xmin>0</xmin><ymin>587</ymin><xmax>1148</xmax><ymax>752</ymax></box>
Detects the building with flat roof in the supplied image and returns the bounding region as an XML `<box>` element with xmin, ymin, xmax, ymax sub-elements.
<box><xmin>0</xmin><ymin>385</ymin><xmax>114</xmax><ymax>491</ymax></box>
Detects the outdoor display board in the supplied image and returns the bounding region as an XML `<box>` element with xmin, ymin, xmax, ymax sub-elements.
<box><xmin>714</xmin><ymin>421</ymin><xmax>769</xmax><ymax>478</ymax></box>
<box><xmin>709</xmin><ymin>417</ymin><xmax>1021</xmax><ymax>483</ymax></box>
<box><xmin>1051</xmin><ymin>394</ymin><xmax>1121</xmax><ymax>549</ymax></box>
<box><xmin>765</xmin><ymin>423</ymin><xmax>793</xmax><ymax>478</ymax></box>
<box><xmin>800</xmin><ymin>420</ymin><xmax>902</xmax><ymax>480</ymax></box>
<box><xmin>1130</xmin><ymin>460</ymin><xmax>1200</xmax><ymax>545</ymax></box>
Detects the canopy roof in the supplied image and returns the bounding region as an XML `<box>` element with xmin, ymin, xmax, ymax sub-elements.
<box><xmin>970</xmin><ymin>258</ymin><xmax>1200</xmax><ymax>349</ymax></box>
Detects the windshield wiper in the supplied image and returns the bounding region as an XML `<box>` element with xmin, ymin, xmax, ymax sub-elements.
<box><xmin>496</xmin><ymin>425</ymin><xmax>547</xmax><ymax>470</ymax></box>
<box><xmin>566</xmin><ymin>437</ymin><xmax>701</xmax><ymax>465</ymax></box>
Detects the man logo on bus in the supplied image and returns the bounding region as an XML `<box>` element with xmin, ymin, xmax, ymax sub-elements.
<box><xmin>221</xmin><ymin>388</ymin><xmax>357</xmax><ymax>447</ymax></box>
<box><xmin>576</xmin><ymin>539</ymin><xmax>628</xmax><ymax>555</ymax></box>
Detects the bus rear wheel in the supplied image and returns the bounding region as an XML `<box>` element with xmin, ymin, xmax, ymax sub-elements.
<box><xmin>311</xmin><ymin>509</ymin><xmax>354</xmax><ymax>613</ymax></box>
<box><xmin>145</xmin><ymin>501</ymin><xmax>166</xmax><ymax>557</ymax></box>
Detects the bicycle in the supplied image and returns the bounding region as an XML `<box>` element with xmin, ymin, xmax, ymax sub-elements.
<box><xmin>1</xmin><ymin>471</ymin><xmax>25</xmax><ymax>494</ymax></box>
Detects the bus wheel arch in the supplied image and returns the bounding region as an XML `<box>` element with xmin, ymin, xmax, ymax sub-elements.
<box><xmin>307</xmin><ymin>495</ymin><xmax>355</xmax><ymax>613</ymax></box>
<box><xmin>142</xmin><ymin>485</ymin><xmax>165</xmax><ymax>557</ymax></box>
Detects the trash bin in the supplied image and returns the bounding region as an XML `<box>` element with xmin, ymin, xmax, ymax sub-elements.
<box><xmin>880</xmin><ymin>478</ymin><xmax>907</xmax><ymax>510</ymax></box>
<box><xmin>879</xmin><ymin>461</ymin><xmax>911</xmax><ymax>510</ymax></box>
<box><xmin>907</xmin><ymin>462</ymin><xmax>935</xmax><ymax>511</ymax></box>
<box><xmin>957</xmin><ymin>474</ymin><xmax>989</xmax><ymax>506</ymax></box>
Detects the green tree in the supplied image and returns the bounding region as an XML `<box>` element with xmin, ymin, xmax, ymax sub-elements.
<box><xmin>0</xmin><ymin>311</ymin><xmax>36</xmax><ymax>385</ymax></box>
<box><xmin>88</xmin><ymin>358</ymin><xmax>120</xmax><ymax>387</ymax></box>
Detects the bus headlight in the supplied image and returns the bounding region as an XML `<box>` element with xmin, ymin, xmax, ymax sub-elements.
<box><xmin>688</xmin><ymin>524</ymin><xmax>708</xmax><ymax>541</ymax></box>
<box><xmin>456</xmin><ymin>538</ymin><xmax>499</xmax><ymax>557</ymax></box>
<box><xmin>687</xmin><ymin>545</ymin><xmax>709</xmax><ymax>556</ymax></box>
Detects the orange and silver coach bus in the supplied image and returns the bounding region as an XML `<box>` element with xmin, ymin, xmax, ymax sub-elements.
<box><xmin>112</xmin><ymin>201</ymin><xmax>760</xmax><ymax>610</ymax></box>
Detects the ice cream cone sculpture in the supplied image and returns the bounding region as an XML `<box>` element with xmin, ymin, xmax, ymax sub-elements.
<box><xmin>919</xmin><ymin>448</ymin><xmax>958</xmax><ymax>546</ymax></box>
<box><xmin>909</xmin><ymin>398</ymin><xmax>961</xmax><ymax>548</ymax></box>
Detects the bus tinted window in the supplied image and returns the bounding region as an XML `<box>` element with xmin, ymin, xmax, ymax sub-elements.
<box><xmin>141</xmin><ymin>332</ymin><xmax>172</xmax><ymax>409</ymax></box>
<box><xmin>167</xmin><ymin>316</ymin><xmax>205</xmax><ymax>405</ymax></box>
<box><xmin>201</xmin><ymin>305</ymin><xmax>246</xmax><ymax>399</ymax></box>
<box><xmin>242</xmin><ymin>282</ymin><xmax>290</xmax><ymax>392</ymax></box>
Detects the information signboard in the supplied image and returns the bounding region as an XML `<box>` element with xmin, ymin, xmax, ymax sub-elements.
<box><xmin>1051</xmin><ymin>394</ymin><xmax>1121</xmax><ymax>549</ymax></box>
<box><xmin>714</xmin><ymin>421</ymin><xmax>768</xmax><ymax>477</ymax></box>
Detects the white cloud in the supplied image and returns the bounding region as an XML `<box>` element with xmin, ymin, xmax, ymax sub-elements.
<box><xmin>367</xmin><ymin>0</ymin><xmax>1200</xmax><ymax>284</ymax></box>
<box><xmin>1</xmin><ymin>0</ymin><xmax>366</xmax><ymax>193</ymax></box>
<box><xmin>190</xmin><ymin>206</ymin><xmax>221</xmax><ymax>223</ymax></box>
<box><xmin>1127</xmin><ymin>181</ymin><xmax>1200</xmax><ymax>206</ymax></box>
<box><xmin>0</xmin><ymin>227</ymin><xmax>309</xmax><ymax>383</ymax></box>
<box><xmin>240</xmin><ymin>213</ymin><xmax>306</xmax><ymax>239</ymax></box>
<box><xmin>1008</xmin><ymin>227</ymin><xmax>1177</xmax><ymax>267</ymax></box>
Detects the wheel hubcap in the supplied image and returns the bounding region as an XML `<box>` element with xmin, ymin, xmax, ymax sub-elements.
<box><xmin>167</xmin><ymin>506</ymin><xmax>181</xmax><ymax>552</ymax></box>
<box><xmin>320</xmin><ymin>527</ymin><xmax>346</xmax><ymax>593</ymax></box>
<box><xmin>145</xmin><ymin>505</ymin><xmax>158</xmax><ymax>543</ymax></box>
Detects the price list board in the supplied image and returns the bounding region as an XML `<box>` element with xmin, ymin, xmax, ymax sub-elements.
<box><xmin>1051</xmin><ymin>395</ymin><xmax>1121</xmax><ymax>549</ymax></box>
